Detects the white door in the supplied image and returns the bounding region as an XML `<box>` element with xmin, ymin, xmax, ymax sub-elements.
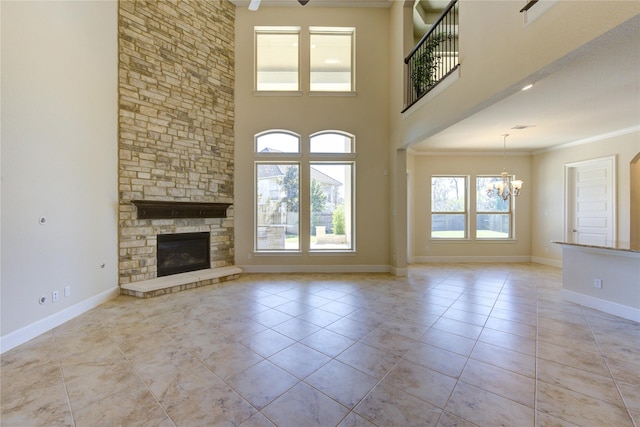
<box><xmin>565</xmin><ymin>156</ymin><xmax>616</xmax><ymax>245</ymax></box>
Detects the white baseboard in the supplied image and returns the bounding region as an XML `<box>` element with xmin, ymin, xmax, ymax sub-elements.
<box><xmin>411</xmin><ymin>256</ymin><xmax>532</xmax><ymax>263</ymax></box>
<box><xmin>531</xmin><ymin>256</ymin><xmax>563</xmax><ymax>268</ymax></box>
<box><xmin>237</xmin><ymin>264</ymin><xmax>391</xmax><ymax>274</ymax></box>
<box><xmin>562</xmin><ymin>289</ymin><xmax>640</xmax><ymax>323</ymax></box>
<box><xmin>1</xmin><ymin>286</ymin><xmax>120</xmax><ymax>354</ymax></box>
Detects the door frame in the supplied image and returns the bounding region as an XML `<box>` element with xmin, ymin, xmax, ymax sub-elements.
<box><xmin>564</xmin><ymin>155</ymin><xmax>617</xmax><ymax>243</ymax></box>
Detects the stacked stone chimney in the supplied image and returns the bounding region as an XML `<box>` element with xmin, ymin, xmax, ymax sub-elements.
<box><xmin>118</xmin><ymin>0</ymin><xmax>235</xmax><ymax>285</ymax></box>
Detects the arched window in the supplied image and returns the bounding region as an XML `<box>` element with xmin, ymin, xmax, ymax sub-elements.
<box><xmin>254</xmin><ymin>130</ymin><xmax>355</xmax><ymax>252</ymax></box>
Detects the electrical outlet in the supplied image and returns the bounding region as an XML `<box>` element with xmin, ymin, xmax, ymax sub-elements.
<box><xmin>593</xmin><ymin>278</ymin><xmax>603</xmax><ymax>289</ymax></box>
<box><xmin>52</xmin><ymin>290</ymin><xmax>59</xmax><ymax>302</ymax></box>
<box><xmin>64</xmin><ymin>286</ymin><xmax>71</xmax><ymax>297</ymax></box>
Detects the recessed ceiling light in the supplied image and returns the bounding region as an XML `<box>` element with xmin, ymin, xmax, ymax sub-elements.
<box><xmin>521</xmin><ymin>84</ymin><xmax>534</xmax><ymax>91</ymax></box>
<box><xmin>324</xmin><ymin>59</ymin><xmax>340</xmax><ymax>64</ymax></box>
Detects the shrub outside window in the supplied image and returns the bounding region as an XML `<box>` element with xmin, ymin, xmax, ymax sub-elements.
<box><xmin>431</xmin><ymin>176</ymin><xmax>467</xmax><ymax>238</ymax></box>
<box><xmin>309</xmin><ymin>162</ymin><xmax>354</xmax><ymax>251</ymax></box>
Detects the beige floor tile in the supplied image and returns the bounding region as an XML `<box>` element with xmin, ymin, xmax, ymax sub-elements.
<box><xmin>382</xmin><ymin>358</ymin><xmax>457</xmax><ymax>408</ymax></box>
<box><xmin>226</xmin><ymin>359</ymin><xmax>298</xmax><ymax>409</ymax></box>
<box><xmin>1</xmin><ymin>381</ymin><xmax>73</xmax><ymax>427</ymax></box>
<box><xmin>301</xmin><ymin>328</ymin><xmax>356</xmax><ymax>357</ymax></box>
<box><xmin>239</xmin><ymin>412</ymin><xmax>277</xmax><ymax>427</ymax></box>
<box><xmin>297</xmin><ymin>307</ymin><xmax>343</xmax><ymax>327</ymax></box>
<box><xmin>537</xmin><ymin>358</ymin><xmax>623</xmax><ymax>405</ymax></box>
<box><xmin>445</xmin><ymin>382</ymin><xmax>534</xmax><ymax>427</ymax></box>
<box><xmin>201</xmin><ymin>341</ymin><xmax>264</xmax><ymax>380</ymax></box>
<box><xmin>459</xmin><ymin>358</ymin><xmax>535</xmax><ymax>407</ymax></box>
<box><xmin>355</xmin><ymin>382</ymin><xmax>442</xmax><ymax>427</ymax></box>
<box><xmin>471</xmin><ymin>340</ymin><xmax>536</xmax><ymax>378</ymax></box>
<box><xmin>435</xmin><ymin>411</ymin><xmax>478</xmax><ymax>427</ymax></box>
<box><xmin>269</xmin><ymin>342</ymin><xmax>331</xmax><ymax>378</ymax></box>
<box><xmin>336</xmin><ymin>341</ymin><xmax>402</xmax><ymax>379</ymax></box>
<box><xmin>262</xmin><ymin>382</ymin><xmax>349</xmax><ymax>427</ymax></box>
<box><xmin>419</xmin><ymin>327</ymin><xmax>477</xmax><ymax>356</ymax></box>
<box><xmin>432</xmin><ymin>317</ymin><xmax>483</xmax><ymax>340</ymax></box>
<box><xmin>484</xmin><ymin>316</ymin><xmax>537</xmax><ymax>339</ymax></box>
<box><xmin>240</xmin><ymin>328</ymin><xmax>295</xmax><ymax>358</ymax></box>
<box><xmin>305</xmin><ymin>359</ymin><xmax>377</xmax><ymax>408</ymax></box>
<box><xmin>606</xmin><ymin>356</ymin><xmax>640</xmax><ymax>385</ymax></box>
<box><xmin>479</xmin><ymin>326</ymin><xmax>536</xmax><ymax>355</ymax></box>
<box><xmin>537</xmin><ymin>381</ymin><xmax>634</xmax><ymax>426</ymax></box>
<box><xmin>157</xmin><ymin>361</ymin><xmax>255</xmax><ymax>425</ymax></box>
<box><xmin>404</xmin><ymin>341</ymin><xmax>468</xmax><ymax>378</ymax></box>
<box><xmin>537</xmin><ymin>340</ymin><xmax>609</xmax><ymax>377</ymax></box>
<box><xmin>535</xmin><ymin>411</ymin><xmax>581</xmax><ymax>427</ymax></box>
<box><xmin>271</xmin><ymin>317</ymin><xmax>322</xmax><ymax>340</ymax></box>
<box><xmin>65</xmin><ymin>357</ymin><xmax>142</xmax><ymax>412</ymax></box>
<box><xmin>72</xmin><ymin>385</ymin><xmax>171</xmax><ymax>427</ymax></box>
<box><xmin>325</xmin><ymin>316</ymin><xmax>377</xmax><ymax>340</ymax></box>
<box><xmin>338</xmin><ymin>412</ymin><xmax>377</xmax><ymax>426</ymax></box>
<box><xmin>618</xmin><ymin>381</ymin><xmax>640</xmax><ymax>411</ymax></box>
<box><xmin>359</xmin><ymin>327</ymin><xmax>418</xmax><ymax>357</ymax></box>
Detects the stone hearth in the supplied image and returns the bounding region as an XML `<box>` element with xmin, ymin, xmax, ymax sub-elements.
<box><xmin>121</xmin><ymin>266</ymin><xmax>242</xmax><ymax>298</ymax></box>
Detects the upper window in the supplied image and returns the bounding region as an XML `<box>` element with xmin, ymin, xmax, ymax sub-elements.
<box><xmin>431</xmin><ymin>176</ymin><xmax>467</xmax><ymax>239</ymax></box>
<box><xmin>476</xmin><ymin>176</ymin><xmax>513</xmax><ymax>239</ymax></box>
<box><xmin>255</xmin><ymin>27</ymin><xmax>300</xmax><ymax>91</ymax></box>
<box><xmin>310</xmin><ymin>27</ymin><xmax>355</xmax><ymax>92</ymax></box>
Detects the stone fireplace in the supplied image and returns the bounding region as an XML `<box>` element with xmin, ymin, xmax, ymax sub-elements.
<box><xmin>117</xmin><ymin>0</ymin><xmax>236</xmax><ymax>295</ymax></box>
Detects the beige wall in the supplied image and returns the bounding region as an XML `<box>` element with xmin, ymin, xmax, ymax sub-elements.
<box><xmin>234</xmin><ymin>6</ymin><xmax>391</xmax><ymax>271</ymax></box>
<box><xmin>1</xmin><ymin>1</ymin><xmax>118</xmax><ymax>342</ymax></box>
<box><xmin>408</xmin><ymin>153</ymin><xmax>532</xmax><ymax>261</ymax></box>
<box><xmin>531</xmin><ymin>131</ymin><xmax>640</xmax><ymax>264</ymax></box>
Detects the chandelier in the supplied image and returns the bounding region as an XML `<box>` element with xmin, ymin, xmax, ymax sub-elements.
<box><xmin>486</xmin><ymin>134</ymin><xmax>523</xmax><ymax>201</ymax></box>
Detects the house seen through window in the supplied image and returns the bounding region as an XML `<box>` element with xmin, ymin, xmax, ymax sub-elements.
<box><xmin>255</xmin><ymin>131</ymin><xmax>355</xmax><ymax>252</ymax></box>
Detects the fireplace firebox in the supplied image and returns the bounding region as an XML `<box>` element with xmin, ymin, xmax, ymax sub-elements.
<box><xmin>157</xmin><ymin>232</ymin><xmax>210</xmax><ymax>277</ymax></box>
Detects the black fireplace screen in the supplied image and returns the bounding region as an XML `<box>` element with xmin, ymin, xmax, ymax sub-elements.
<box><xmin>157</xmin><ymin>232</ymin><xmax>210</xmax><ymax>277</ymax></box>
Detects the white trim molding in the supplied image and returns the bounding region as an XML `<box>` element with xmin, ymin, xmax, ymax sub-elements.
<box><xmin>0</xmin><ymin>287</ymin><xmax>119</xmax><ymax>354</ymax></box>
<box><xmin>562</xmin><ymin>289</ymin><xmax>640</xmax><ymax>323</ymax></box>
<box><xmin>238</xmin><ymin>264</ymin><xmax>390</xmax><ymax>274</ymax></box>
<box><xmin>411</xmin><ymin>256</ymin><xmax>532</xmax><ymax>263</ymax></box>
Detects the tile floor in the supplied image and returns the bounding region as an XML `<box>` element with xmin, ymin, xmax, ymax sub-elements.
<box><xmin>1</xmin><ymin>263</ymin><xmax>639</xmax><ymax>426</ymax></box>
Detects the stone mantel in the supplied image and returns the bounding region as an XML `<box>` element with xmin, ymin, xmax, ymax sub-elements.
<box><xmin>131</xmin><ymin>200</ymin><xmax>232</xmax><ymax>220</ymax></box>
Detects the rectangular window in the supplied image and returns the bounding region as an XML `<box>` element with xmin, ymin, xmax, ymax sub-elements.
<box><xmin>310</xmin><ymin>28</ymin><xmax>354</xmax><ymax>92</ymax></box>
<box><xmin>476</xmin><ymin>176</ymin><xmax>512</xmax><ymax>239</ymax></box>
<box><xmin>255</xmin><ymin>28</ymin><xmax>300</xmax><ymax>91</ymax></box>
<box><xmin>256</xmin><ymin>163</ymin><xmax>299</xmax><ymax>251</ymax></box>
<box><xmin>310</xmin><ymin>162</ymin><xmax>354</xmax><ymax>251</ymax></box>
<box><xmin>431</xmin><ymin>176</ymin><xmax>467</xmax><ymax>238</ymax></box>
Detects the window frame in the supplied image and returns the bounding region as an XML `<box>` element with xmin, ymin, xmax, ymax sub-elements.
<box><xmin>254</xmin><ymin>130</ymin><xmax>356</xmax><ymax>254</ymax></box>
<box><xmin>430</xmin><ymin>175</ymin><xmax>469</xmax><ymax>240</ymax></box>
<box><xmin>475</xmin><ymin>175</ymin><xmax>515</xmax><ymax>240</ymax></box>
<box><xmin>254</xmin><ymin>26</ymin><xmax>301</xmax><ymax>93</ymax></box>
<box><xmin>309</xmin><ymin>27</ymin><xmax>356</xmax><ymax>94</ymax></box>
